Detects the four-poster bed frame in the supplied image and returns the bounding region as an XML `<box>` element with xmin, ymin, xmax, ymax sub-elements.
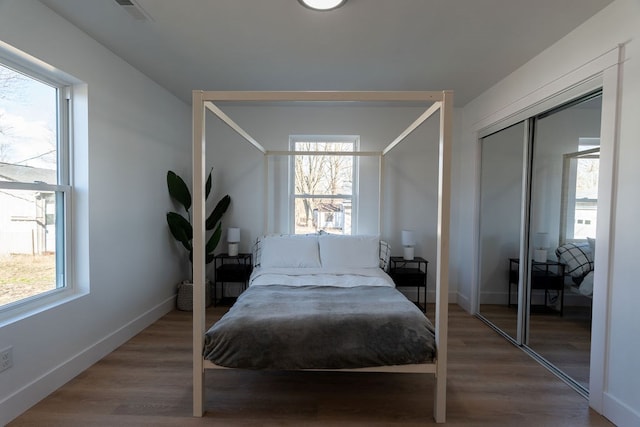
<box><xmin>191</xmin><ymin>90</ymin><xmax>453</xmax><ymax>423</ymax></box>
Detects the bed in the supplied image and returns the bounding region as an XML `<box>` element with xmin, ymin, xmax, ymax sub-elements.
<box><xmin>191</xmin><ymin>90</ymin><xmax>452</xmax><ymax>423</ymax></box>
<box><xmin>203</xmin><ymin>234</ymin><xmax>436</xmax><ymax>370</ymax></box>
<box><xmin>556</xmin><ymin>240</ymin><xmax>595</xmax><ymax>298</ymax></box>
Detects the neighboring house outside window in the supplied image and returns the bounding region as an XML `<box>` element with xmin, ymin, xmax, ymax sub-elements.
<box><xmin>290</xmin><ymin>135</ymin><xmax>358</xmax><ymax>235</ymax></box>
<box><xmin>0</xmin><ymin>61</ymin><xmax>70</xmax><ymax>310</ymax></box>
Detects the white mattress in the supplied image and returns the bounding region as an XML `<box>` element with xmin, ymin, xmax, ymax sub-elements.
<box><xmin>249</xmin><ymin>266</ymin><xmax>395</xmax><ymax>288</ymax></box>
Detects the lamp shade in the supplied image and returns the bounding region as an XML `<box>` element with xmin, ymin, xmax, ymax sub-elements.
<box><xmin>534</xmin><ymin>232</ymin><xmax>549</xmax><ymax>249</ymax></box>
<box><xmin>227</xmin><ymin>227</ymin><xmax>240</xmax><ymax>243</ymax></box>
<box><xmin>401</xmin><ymin>230</ymin><xmax>415</xmax><ymax>247</ymax></box>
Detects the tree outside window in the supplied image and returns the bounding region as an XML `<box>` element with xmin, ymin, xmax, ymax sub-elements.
<box><xmin>290</xmin><ymin>136</ymin><xmax>358</xmax><ymax>235</ymax></box>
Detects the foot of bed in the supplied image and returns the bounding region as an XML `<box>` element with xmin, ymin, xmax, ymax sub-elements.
<box><xmin>434</xmin><ymin>372</ymin><xmax>447</xmax><ymax>423</ymax></box>
<box><xmin>434</xmin><ymin>395</ymin><xmax>446</xmax><ymax>423</ymax></box>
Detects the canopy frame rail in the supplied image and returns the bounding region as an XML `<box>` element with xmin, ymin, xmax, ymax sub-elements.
<box><xmin>192</xmin><ymin>90</ymin><xmax>452</xmax><ymax>423</ymax></box>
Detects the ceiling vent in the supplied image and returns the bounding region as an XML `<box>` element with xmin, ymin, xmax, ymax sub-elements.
<box><xmin>114</xmin><ymin>0</ymin><xmax>153</xmax><ymax>21</ymax></box>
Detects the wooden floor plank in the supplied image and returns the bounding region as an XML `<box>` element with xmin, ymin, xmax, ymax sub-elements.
<box><xmin>9</xmin><ymin>305</ymin><xmax>613</xmax><ymax>426</ymax></box>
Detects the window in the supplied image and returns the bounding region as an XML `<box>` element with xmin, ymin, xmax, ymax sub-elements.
<box><xmin>561</xmin><ymin>146</ymin><xmax>599</xmax><ymax>242</ymax></box>
<box><xmin>290</xmin><ymin>135</ymin><xmax>358</xmax><ymax>235</ymax></box>
<box><xmin>572</xmin><ymin>151</ymin><xmax>599</xmax><ymax>239</ymax></box>
<box><xmin>0</xmin><ymin>61</ymin><xmax>70</xmax><ymax>309</ymax></box>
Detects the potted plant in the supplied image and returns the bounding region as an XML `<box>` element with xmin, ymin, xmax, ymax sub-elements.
<box><xmin>166</xmin><ymin>168</ymin><xmax>231</xmax><ymax>310</ymax></box>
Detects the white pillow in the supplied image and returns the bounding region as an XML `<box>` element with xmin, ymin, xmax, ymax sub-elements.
<box><xmin>587</xmin><ymin>237</ymin><xmax>596</xmax><ymax>255</ymax></box>
<box><xmin>260</xmin><ymin>235</ymin><xmax>321</xmax><ymax>268</ymax></box>
<box><xmin>319</xmin><ymin>234</ymin><xmax>380</xmax><ymax>268</ymax></box>
<box><xmin>555</xmin><ymin>242</ymin><xmax>593</xmax><ymax>281</ymax></box>
<box><xmin>578</xmin><ymin>271</ymin><xmax>594</xmax><ymax>297</ymax></box>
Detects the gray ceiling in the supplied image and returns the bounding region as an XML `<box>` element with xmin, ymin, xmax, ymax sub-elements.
<box><xmin>39</xmin><ymin>0</ymin><xmax>613</xmax><ymax>106</ymax></box>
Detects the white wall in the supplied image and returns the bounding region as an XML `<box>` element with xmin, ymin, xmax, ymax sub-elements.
<box><xmin>455</xmin><ymin>0</ymin><xmax>640</xmax><ymax>425</ymax></box>
<box><xmin>0</xmin><ymin>0</ymin><xmax>191</xmax><ymax>424</ymax></box>
<box><xmin>531</xmin><ymin>105</ymin><xmax>602</xmax><ymax>247</ymax></box>
<box><xmin>206</xmin><ymin>104</ymin><xmax>445</xmax><ymax>301</ymax></box>
<box><xmin>477</xmin><ymin>123</ymin><xmax>525</xmax><ymax>304</ymax></box>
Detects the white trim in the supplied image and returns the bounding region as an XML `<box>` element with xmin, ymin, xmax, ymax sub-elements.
<box><xmin>589</xmin><ymin>46</ymin><xmax>623</xmax><ymax>414</ymax></box>
<box><xmin>470</xmin><ymin>45</ymin><xmax>622</xmax><ymax>416</ymax></box>
<box><xmin>0</xmin><ymin>53</ymin><xmax>74</xmax><ymax>314</ymax></box>
<box><xmin>603</xmin><ymin>391</ymin><xmax>640</xmax><ymax>427</ymax></box>
<box><xmin>474</xmin><ymin>46</ymin><xmax>620</xmax><ymax>136</ymax></box>
<box><xmin>0</xmin><ymin>181</ymin><xmax>71</xmax><ymax>192</ymax></box>
<box><xmin>0</xmin><ymin>40</ymin><xmax>82</xmax><ymax>87</ymax></box>
<box><xmin>269</xmin><ymin>150</ymin><xmax>378</xmax><ymax>157</ymax></box>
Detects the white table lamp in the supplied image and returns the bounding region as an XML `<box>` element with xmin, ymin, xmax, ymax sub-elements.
<box><xmin>402</xmin><ymin>230</ymin><xmax>415</xmax><ymax>260</ymax></box>
<box><xmin>227</xmin><ymin>227</ymin><xmax>240</xmax><ymax>256</ymax></box>
<box><xmin>533</xmin><ymin>232</ymin><xmax>549</xmax><ymax>263</ymax></box>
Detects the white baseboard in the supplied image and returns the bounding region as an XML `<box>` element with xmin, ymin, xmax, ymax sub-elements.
<box><xmin>456</xmin><ymin>292</ymin><xmax>471</xmax><ymax>312</ymax></box>
<box><xmin>0</xmin><ymin>296</ymin><xmax>175</xmax><ymax>426</ymax></box>
<box><xmin>603</xmin><ymin>391</ymin><xmax>640</xmax><ymax>427</ymax></box>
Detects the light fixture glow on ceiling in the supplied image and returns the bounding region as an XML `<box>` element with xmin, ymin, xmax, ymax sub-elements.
<box><xmin>298</xmin><ymin>0</ymin><xmax>347</xmax><ymax>11</ymax></box>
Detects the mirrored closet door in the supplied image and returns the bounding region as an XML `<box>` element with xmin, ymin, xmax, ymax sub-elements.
<box><xmin>478</xmin><ymin>122</ymin><xmax>527</xmax><ymax>341</ymax></box>
<box><xmin>477</xmin><ymin>91</ymin><xmax>602</xmax><ymax>395</ymax></box>
<box><xmin>527</xmin><ymin>93</ymin><xmax>601</xmax><ymax>392</ymax></box>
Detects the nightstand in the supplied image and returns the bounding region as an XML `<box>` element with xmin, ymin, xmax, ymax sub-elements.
<box><xmin>213</xmin><ymin>253</ymin><xmax>252</xmax><ymax>306</ymax></box>
<box><xmin>508</xmin><ymin>258</ymin><xmax>566</xmax><ymax>315</ymax></box>
<box><xmin>390</xmin><ymin>256</ymin><xmax>428</xmax><ymax>313</ymax></box>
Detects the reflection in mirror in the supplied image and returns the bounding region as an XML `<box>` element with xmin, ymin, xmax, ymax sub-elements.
<box><xmin>478</xmin><ymin>122</ymin><xmax>526</xmax><ymax>341</ymax></box>
<box><xmin>560</xmin><ymin>147</ymin><xmax>600</xmax><ymax>245</ymax></box>
<box><xmin>528</xmin><ymin>93</ymin><xmax>601</xmax><ymax>393</ymax></box>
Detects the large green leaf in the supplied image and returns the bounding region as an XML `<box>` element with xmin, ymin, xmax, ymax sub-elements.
<box><xmin>205</xmin><ymin>222</ymin><xmax>223</xmax><ymax>256</ymax></box>
<box><xmin>166</xmin><ymin>168</ymin><xmax>231</xmax><ymax>267</ymax></box>
<box><xmin>205</xmin><ymin>168</ymin><xmax>212</xmax><ymax>201</ymax></box>
<box><xmin>166</xmin><ymin>212</ymin><xmax>192</xmax><ymax>251</ymax></box>
<box><xmin>167</xmin><ymin>171</ymin><xmax>191</xmax><ymax>212</ymax></box>
<box><xmin>206</xmin><ymin>195</ymin><xmax>231</xmax><ymax>230</ymax></box>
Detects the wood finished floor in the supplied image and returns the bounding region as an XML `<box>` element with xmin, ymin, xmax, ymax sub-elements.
<box><xmin>9</xmin><ymin>305</ymin><xmax>613</xmax><ymax>427</ymax></box>
<box><xmin>480</xmin><ymin>304</ymin><xmax>592</xmax><ymax>389</ymax></box>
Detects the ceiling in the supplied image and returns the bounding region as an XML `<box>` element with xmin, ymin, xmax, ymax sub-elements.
<box><xmin>38</xmin><ymin>0</ymin><xmax>613</xmax><ymax>107</ymax></box>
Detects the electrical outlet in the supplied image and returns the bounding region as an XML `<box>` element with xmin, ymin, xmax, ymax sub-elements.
<box><xmin>0</xmin><ymin>346</ymin><xmax>13</xmax><ymax>372</ymax></box>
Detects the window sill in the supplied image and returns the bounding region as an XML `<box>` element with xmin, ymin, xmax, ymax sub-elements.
<box><xmin>0</xmin><ymin>287</ymin><xmax>89</xmax><ymax>328</ymax></box>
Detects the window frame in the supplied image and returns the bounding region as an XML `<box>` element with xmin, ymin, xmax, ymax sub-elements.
<box><xmin>288</xmin><ymin>135</ymin><xmax>360</xmax><ymax>235</ymax></box>
<box><xmin>560</xmin><ymin>146</ymin><xmax>600</xmax><ymax>243</ymax></box>
<box><xmin>0</xmin><ymin>52</ymin><xmax>73</xmax><ymax>314</ymax></box>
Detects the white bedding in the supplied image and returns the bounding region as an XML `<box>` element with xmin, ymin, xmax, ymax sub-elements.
<box><xmin>578</xmin><ymin>271</ymin><xmax>594</xmax><ymax>297</ymax></box>
<box><xmin>249</xmin><ymin>266</ymin><xmax>395</xmax><ymax>288</ymax></box>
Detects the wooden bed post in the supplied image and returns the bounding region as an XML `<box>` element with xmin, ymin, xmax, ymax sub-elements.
<box><xmin>193</xmin><ymin>90</ymin><xmax>452</xmax><ymax>423</ymax></box>
<box><xmin>434</xmin><ymin>90</ymin><xmax>453</xmax><ymax>423</ymax></box>
<box><xmin>192</xmin><ymin>90</ymin><xmax>206</xmax><ymax>417</ymax></box>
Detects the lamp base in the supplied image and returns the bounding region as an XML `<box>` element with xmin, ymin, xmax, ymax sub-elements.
<box><xmin>228</xmin><ymin>243</ymin><xmax>239</xmax><ymax>257</ymax></box>
<box><xmin>403</xmin><ymin>246</ymin><xmax>414</xmax><ymax>261</ymax></box>
<box><xmin>534</xmin><ymin>249</ymin><xmax>547</xmax><ymax>263</ymax></box>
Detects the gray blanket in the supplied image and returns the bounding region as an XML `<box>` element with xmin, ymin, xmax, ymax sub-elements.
<box><xmin>203</xmin><ymin>285</ymin><xmax>436</xmax><ymax>370</ymax></box>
